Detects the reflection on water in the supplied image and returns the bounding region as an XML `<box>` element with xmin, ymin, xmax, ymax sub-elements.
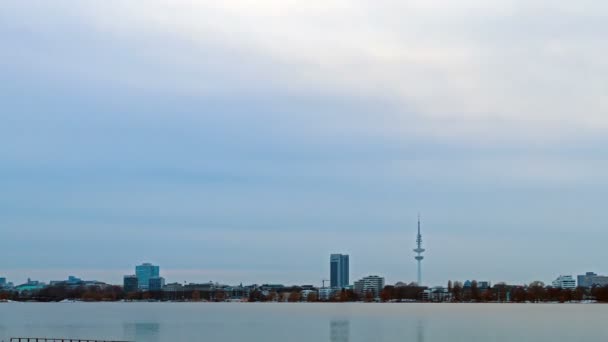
<box><xmin>123</xmin><ymin>322</ymin><xmax>160</xmax><ymax>342</ymax></box>
<box><xmin>2</xmin><ymin>303</ymin><xmax>608</xmax><ymax>342</ymax></box>
<box><xmin>330</xmin><ymin>320</ymin><xmax>349</xmax><ymax>342</ymax></box>
<box><xmin>416</xmin><ymin>320</ymin><xmax>425</xmax><ymax>342</ymax></box>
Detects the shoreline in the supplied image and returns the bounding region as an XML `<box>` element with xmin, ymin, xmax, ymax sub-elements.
<box><xmin>1</xmin><ymin>300</ymin><xmax>603</xmax><ymax>304</ymax></box>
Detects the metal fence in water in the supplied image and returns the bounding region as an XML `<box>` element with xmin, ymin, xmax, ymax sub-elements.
<box><xmin>7</xmin><ymin>338</ymin><xmax>133</xmax><ymax>342</ymax></box>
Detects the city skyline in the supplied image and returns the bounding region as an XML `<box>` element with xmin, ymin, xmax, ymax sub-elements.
<box><xmin>4</xmin><ymin>213</ymin><xmax>607</xmax><ymax>286</ymax></box>
<box><xmin>3</xmin><ymin>1</ymin><xmax>608</xmax><ymax>287</ymax></box>
<box><xmin>3</xmin><ymin>258</ymin><xmax>607</xmax><ymax>290</ymax></box>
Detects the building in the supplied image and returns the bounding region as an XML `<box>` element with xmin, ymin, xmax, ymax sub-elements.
<box><xmin>422</xmin><ymin>286</ymin><xmax>452</xmax><ymax>302</ymax></box>
<box><xmin>478</xmin><ymin>281</ymin><xmax>491</xmax><ymax>289</ymax></box>
<box><xmin>552</xmin><ymin>275</ymin><xmax>576</xmax><ymax>290</ymax></box>
<box><xmin>0</xmin><ymin>278</ymin><xmax>14</xmax><ymax>290</ymax></box>
<box><xmin>50</xmin><ymin>276</ymin><xmax>83</xmax><ymax>286</ymax></box>
<box><xmin>49</xmin><ymin>276</ymin><xmax>108</xmax><ymax>289</ymax></box>
<box><xmin>135</xmin><ymin>263</ymin><xmax>160</xmax><ymax>290</ymax></box>
<box><xmin>300</xmin><ymin>289</ymin><xmax>317</xmax><ymax>301</ymax></box>
<box><xmin>149</xmin><ymin>277</ymin><xmax>165</xmax><ymax>291</ymax></box>
<box><xmin>354</xmin><ymin>275</ymin><xmax>385</xmax><ymax>297</ymax></box>
<box><xmin>463</xmin><ymin>280</ymin><xmax>491</xmax><ymax>289</ymax></box>
<box><xmin>319</xmin><ymin>287</ymin><xmax>336</xmax><ymax>301</ymax></box>
<box><xmin>330</xmin><ymin>254</ymin><xmax>349</xmax><ymax>289</ymax></box>
<box><xmin>162</xmin><ymin>282</ymin><xmax>183</xmax><ymax>292</ymax></box>
<box><xmin>577</xmin><ymin>272</ymin><xmax>608</xmax><ymax>288</ymax></box>
<box><xmin>15</xmin><ymin>279</ymin><xmax>46</xmax><ymax>294</ymax></box>
<box><xmin>259</xmin><ymin>284</ymin><xmax>285</xmax><ymax>291</ymax></box>
<box><xmin>123</xmin><ymin>275</ymin><xmax>139</xmax><ymax>293</ymax></box>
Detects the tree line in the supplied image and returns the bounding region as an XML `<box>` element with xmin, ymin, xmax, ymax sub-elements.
<box><xmin>446</xmin><ymin>280</ymin><xmax>608</xmax><ymax>303</ymax></box>
<box><xmin>2</xmin><ymin>282</ymin><xmax>608</xmax><ymax>302</ymax></box>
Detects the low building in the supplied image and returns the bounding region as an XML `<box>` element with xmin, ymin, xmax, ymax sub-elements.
<box><xmin>354</xmin><ymin>280</ymin><xmax>364</xmax><ymax>295</ymax></box>
<box><xmin>162</xmin><ymin>282</ymin><xmax>183</xmax><ymax>292</ymax></box>
<box><xmin>123</xmin><ymin>275</ymin><xmax>139</xmax><ymax>293</ymax></box>
<box><xmin>318</xmin><ymin>287</ymin><xmax>335</xmax><ymax>300</ymax></box>
<box><xmin>0</xmin><ymin>278</ymin><xmax>14</xmax><ymax>290</ymax></box>
<box><xmin>260</xmin><ymin>284</ymin><xmax>285</xmax><ymax>291</ymax></box>
<box><xmin>15</xmin><ymin>279</ymin><xmax>46</xmax><ymax>294</ymax></box>
<box><xmin>354</xmin><ymin>275</ymin><xmax>385</xmax><ymax>297</ymax></box>
<box><xmin>478</xmin><ymin>281</ymin><xmax>491</xmax><ymax>289</ymax></box>
<box><xmin>49</xmin><ymin>276</ymin><xmax>104</xmax><ymax>288</ymax></box>
<box><xmin>424</xmin><ymin>286</ymin><xmax>452</xmax><ymax>302</ymax></box>
<box><xmin>552</xmin><ymin>275</ymin><xmax>576</xmax><ymax>290</ymax></box>
<box><xmin>462</xmin><ymin>280</ymin><xmax>491</xmax><ymax>289</ymax></box>
<box><xmin>300</xmin><ymin>289</ymin><xmax>317</xmax><ymax>300</ymax></box>
<box><xmin>577</xmin><ymin>272</ymin><xmax>608</xmax><ymax>288</ymax></box>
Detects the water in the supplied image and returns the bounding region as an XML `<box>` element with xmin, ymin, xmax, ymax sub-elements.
<box><xmin>1</xmin><ymin>302</ymin><xmax>607</xmax><ymax>342</ymax></box>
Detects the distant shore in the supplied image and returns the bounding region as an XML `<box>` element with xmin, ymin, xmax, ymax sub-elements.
<box><xmin>1</xmin><ymin>299</ymin><xmax>603</xmax><ymax>304</ymax></box>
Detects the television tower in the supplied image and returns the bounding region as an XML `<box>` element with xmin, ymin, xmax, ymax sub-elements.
<box><xmin>413</xmin><ymin>214</ymin><xmax>425</xmax><ymax>286</ymax></box>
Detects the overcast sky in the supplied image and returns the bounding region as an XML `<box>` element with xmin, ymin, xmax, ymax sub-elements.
<box><xmin>2</xmin><ymin>0</ymin><xmax>608</xmax><ymax>287</ymax></box>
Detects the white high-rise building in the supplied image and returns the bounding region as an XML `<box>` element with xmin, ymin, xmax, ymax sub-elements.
<box><xmin>552</xmin><ymin>275</ymin><xmax>576</xmax><ymax>290</ymax></box>
<box><xmin>354</xmin><ymin>275</ymin><xmax>385</xmax><ymax>297</ymax></box>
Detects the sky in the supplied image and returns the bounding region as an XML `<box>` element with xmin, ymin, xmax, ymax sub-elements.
<box><xmin>2</xmin><ymin>0</ymin><xmax>608</xmax><ymax>287</ymax></box>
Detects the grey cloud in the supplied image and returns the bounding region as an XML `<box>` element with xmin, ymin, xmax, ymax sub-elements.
<box><xmin>2</xmin><ymin>0</ymin><xmax>608</xmax><ymax>286</ymax></box>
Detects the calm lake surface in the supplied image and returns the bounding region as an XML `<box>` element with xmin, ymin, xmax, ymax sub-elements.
<box><xmin>1</xmin><ymin>302</ymin><xmax>607</xmax><ymax>342</ymax></box>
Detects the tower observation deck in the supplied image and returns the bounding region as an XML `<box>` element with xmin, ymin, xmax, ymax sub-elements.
<box><xmin>413</xmin><ymin>214</ymin><xmax>425</xmax><ymax>286</ymax></box>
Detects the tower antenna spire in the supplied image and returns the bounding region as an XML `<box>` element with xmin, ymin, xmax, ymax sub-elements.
<box><xmin>413</xmin><ymin>213</ymin><xmax>425</xmax><ymax>286</ymax></box>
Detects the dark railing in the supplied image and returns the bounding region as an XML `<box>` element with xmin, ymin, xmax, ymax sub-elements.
<box><xmin>9</xmin><ymin>338</ymin><xmax>133</xmax><ymax>342</ymax></box>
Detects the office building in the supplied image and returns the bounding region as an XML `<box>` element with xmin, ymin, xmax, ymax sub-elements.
<box><xmin>463</xmin><ymin>280</ymin><xmax>491</xmax><ymax>289</ymax></box>
<box><xmin>50</xmin><ymin>276</ymin><xmax>84</xmax><ymax>286</ymax></box>
<box><xmin>423</xmin><ymin>286</ymin><xmax>452</xmax><ymax>302</ymax></box>
<box><xmin>330</xmin><ymin>254</ymin><xmax>349</xmax><ymax>289</ymax></box>
<box><xmin>123</xmin><ymin>275</ymin><xmax>139</xmax><ymax>293</ymax></box>
<box><xmin>0</xmin><ymin>277</ymin><xmax>6</xmax><ymax>287</ymax></box>
<box><xmin>15</xmin><ymin>279</ymin><xmax>46</xmax><ymax>293</ymax></box>
<box><xmin>149</xmin><ymin>277</ymin><xmax>165</xmax><ymax>291</ymax></box>
<box><xmin>552</xmin><ymin>275</ymin><xmax>576</xmax><ymax>290</ymax></box>
<box><xmin>478</xmin><ymin>281</ymin><xmax>491</xmax><ymax>289</ymax></box>
<box><xmin>136</xmin><ymin>263</ymin><xmax>160</xmax><ymax>290</ymax></box>
<box><xmin>577</xmin><ymin>272</ymin><xmax>608</xmax><ymax>288</ymax></box>
<box><xmin>319</xmin><ymin>287</ymin><xmax>336</xmax><ymax>301</ymax></box>
<box><xmin>354</xmin><ymin>275</ymin><xmax>385</xmax><ymax>297</ymax></box>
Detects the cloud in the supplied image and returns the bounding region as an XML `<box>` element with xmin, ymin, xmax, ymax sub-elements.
<box><xmin>3</xmin><ymin>0</ymin><xmax>608</xmax><ymax>141</ymax></box>
<box><xmin>2</xmin><ymin>0</ymin><xmax>608</xmax><ymax>285</ymax></box>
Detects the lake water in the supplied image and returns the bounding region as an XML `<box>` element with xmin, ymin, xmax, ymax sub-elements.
<box><xmin>1</xmin><ymin>303</ymin><xmax>607</xmax><ymax>342</ymax></box>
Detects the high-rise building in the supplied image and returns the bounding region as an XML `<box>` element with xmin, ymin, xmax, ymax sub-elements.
<box><xmin>577</xmin><ymin>272</ymin><xmax>608</xmax><ymax>288</ymax></box>
<box><xmin>330</xmin><ymin>254</ymin><xmax>349</xmax><ymax>289</ymax></box>
<box><xmin>136</xmin><ymin>263</ymin><xmax>160</xmax><ymax>290</ymax></box>
<box><xmin>123</xmin><ymin>275</ymin><xmax>139</xmax><ymax>293</ymax></box>
<box><xmin>354</xmin><ymin>275</ymin><xmax>385</xmax><ymax>297</ymax></box>
<box><xmin>552</xmin><ymin>275</ymin><xmax>576</xmax><ymax>290</ymax></box>
<box><xmin>0</xmin><ymin>277</ymin><xmax>6</xmax><ymax>287</ymax></box>
<box><xmin>149</xmin><ymin>277</ymin><xmax>165</xmax><ymax>291</ymax></box>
